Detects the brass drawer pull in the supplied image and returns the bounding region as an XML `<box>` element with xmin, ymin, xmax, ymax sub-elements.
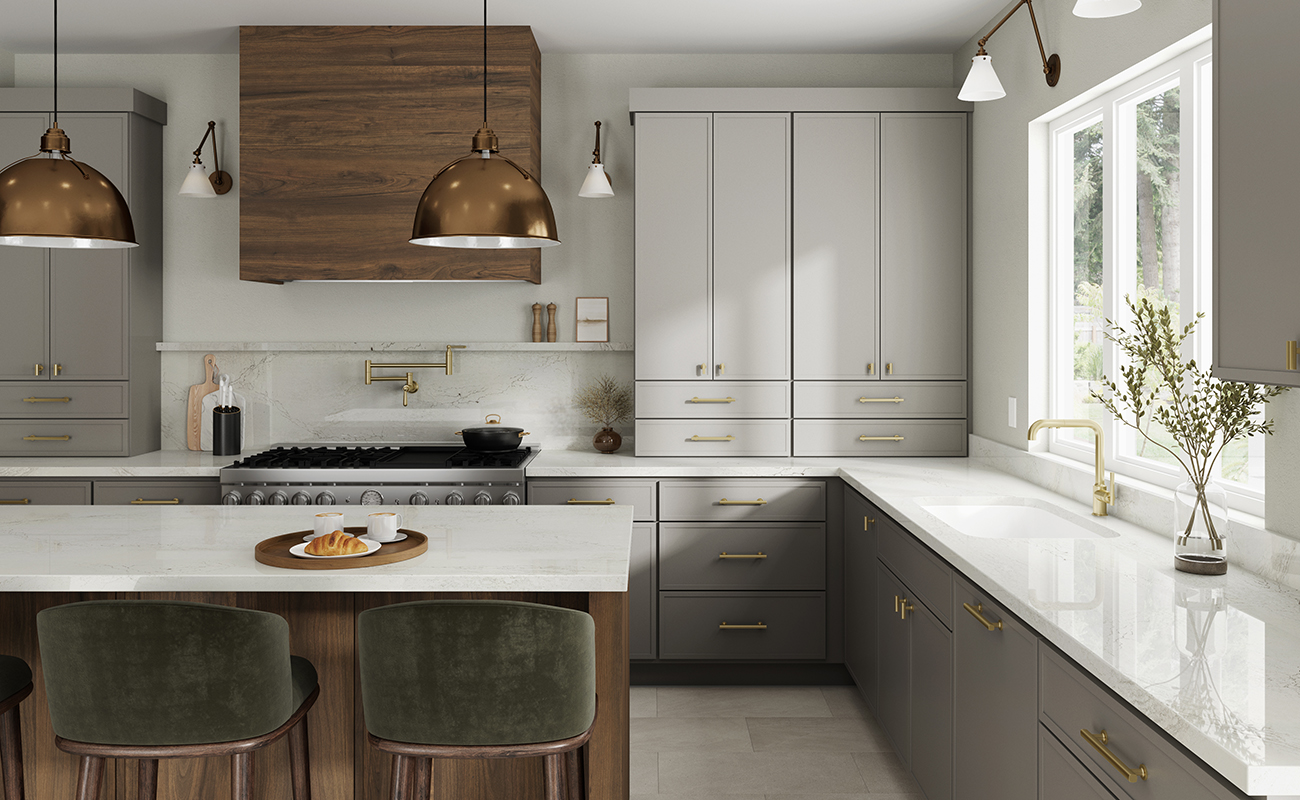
<box><xmin>23</xmin><ymin>397</ymin><xmax>71</xmax><ymax>403</ymax></box>
<box><xmin>567</xmin><ymin>498</ymin><xmax>616</xmax><ymax>505</ymax></box>
<box><xmin>718</xmin><ymin>622</ymin><xmax>767</xmax><ymax>630</ymax></box>
<box><xmin>131</xmin><ymin>498</ymin><xmax>181</xmax><ymax>505</ymax></box>
<box><xmin>963</xmin><ymin>602</ymin><xmax>1003</xmax><ymax>631</ymax></box>
<box><xmin>690</xmin><ymin>397</ymin><xmax>735</xmax><ymax>403</ymax></box>
<box><xmin>690</xmin><ymin>435</ymin><xmax>735</xmax><ymax>442</ymax></box>
<box><xmin>23</xmin><ymin>435</ymin><xmax>71</xmax><ymax>441</ymax></box>
<box><xmin>859</xmin><ymin>397</ymin><xmax>904</xmax><ymax>404</ymax></box>
<box><xmin>860</xmin><ymin>435</ymin><xmax>905</xmax><ymax>442</ymax></box>
<box><xmin>719</xmin><ymin>552</ymin><xmax>767</xmax><ymax>559</ymax></box>
<box><xmin>1080</xmin><ymin>729</ymin><xmax>1147</xmax><ymax>783</ymax></box>
<box><xmin>0</xmin><ymin>499</ymin><xmax>30</xmax><ymax>505</ymax></box>
<box><xmin>719</xmin><ymin>498</ymin><xmax>766</xmax><ymax>505</ymax></box>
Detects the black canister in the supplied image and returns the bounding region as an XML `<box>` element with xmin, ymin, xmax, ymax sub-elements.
<box><xmin>212</xmin><ymin>407</ymin><xmax>242</xmax><ymax>456</ymax></box>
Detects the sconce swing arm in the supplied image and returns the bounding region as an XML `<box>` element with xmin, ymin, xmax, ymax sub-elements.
<box><xmin>976</xmin><ymin>0</ymin><xmax>1061</xmax><ymax>87</ymax></box>
<box><xmin>191</xmin><ymin>120</ymin><xmax>233</xmax><ymax>194</ymax></box>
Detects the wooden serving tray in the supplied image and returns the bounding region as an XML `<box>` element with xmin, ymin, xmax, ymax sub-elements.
<box><xmin>255</xmin><ymin>527</ymin><xmax>427</xmax><ymax>570</ymax></box>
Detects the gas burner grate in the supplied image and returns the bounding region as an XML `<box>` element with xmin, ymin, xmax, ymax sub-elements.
<box><xmin>447</xmin><ymin>447</ymin><xmax>535</xmax><ymax>469</ymax></box>
<box><xmin>229</xmin><ymin>446</ymin><xmax>404</xmax><ymax>470</ymax></box>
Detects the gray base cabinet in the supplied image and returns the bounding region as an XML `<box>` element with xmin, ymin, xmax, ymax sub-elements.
<box><xmin>0</xmin><ymin>480</ymin><xmax>91</xmax><ymax>505</ymax></box>
<box><xmin>843</xmin><ymin>489</ymin><xmax>879</xmax><ymax>710</ymax></box>
<box><xmin>90</xmin><ymin>479</ymin><xmax>221</xmax><ymax>506</ymax></box>
<box><xmin>876</xmin><ymin>564</ymin><xmax>912</xmax><ymax>764</ymax></box>
<box><xmin>1040</xmin><ymin>727</ymin><xmax>1120</xmax><ymax>800</ymax></box>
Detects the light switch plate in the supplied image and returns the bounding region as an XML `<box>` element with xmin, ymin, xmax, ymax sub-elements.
<box><xmin>1008</xmin><ymin>397</ymin><xmax>1017</xmax><ymax>428</ymax></box>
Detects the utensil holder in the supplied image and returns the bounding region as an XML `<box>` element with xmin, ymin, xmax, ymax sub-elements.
<box><xmin>213</xmin><ymin>406</ymin><xmax>242</xmax><ymax>456</ymax></box>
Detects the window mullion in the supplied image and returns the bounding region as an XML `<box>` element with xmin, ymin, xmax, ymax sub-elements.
<box><xmin>1101</xmin><ymin>102</ymin><xmax>1121</xmax><ymax>465</ymax></box>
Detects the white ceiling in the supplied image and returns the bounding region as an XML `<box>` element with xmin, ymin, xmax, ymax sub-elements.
<box><xmin>1</xmin><ymin>0</ymin><xmax>1007</xmax><ymax>55</ymax></box>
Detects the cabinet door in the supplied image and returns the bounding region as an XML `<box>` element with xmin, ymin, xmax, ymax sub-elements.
<box><xmin>712</xmin><ymin>113</ymin><xmax>791</xmax><ymax>381</ymax></box>
<box><xmin>635</xmin><ymin>113</ymin><xmax>712</xmax><ymax>381</ymax></box>
<box><xmin>0</xmin><ymin>114</ymin><xmax>52</xmax><ymax>381</ymax></box>
<box><xmin>876</xmin><ymin>564</ymin><xmax>911</xmax><ymax>765</ymax></box>
<box><xmin>794</xmin><ymin>113</ymin><xmax>879</xmax><ymax>380</ymax></box>
<box><xmin>911</xmin><ymin>599</ymin><xmax>953</xmax><ymax>800</ymax></box>
<box><xmin>630</xmin><ymin>522</ymin><xmax>657</xmax><ymax>660</ymax></box>
<box><xmin>954</xmin><ymin>579</ymin><xmax>1038</xmax><ymax>800</ymax></box>
<box><xmin>843</xmin><ymin>490</ymin><xmax>878</xmax><ymax>710</ymax></box>
<box><xmin>1040</xmin><ymin>726</ymin><xmax>1121</xmax><ymax>800</ymax></box>
<box><xmin>880</xmin><ymin>113</ymin><xmax>967</xmax><ymax>381</ymax></box>
<box><xmin>48</xmin><ymin>114</ymin><xmax>130</xmax><ymax>381</ymax></box>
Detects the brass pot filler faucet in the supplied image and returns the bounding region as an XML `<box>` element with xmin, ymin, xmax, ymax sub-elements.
<box><xmin>365</xmin><ymin>345</ymin><xmax>466</xmax><ymax>407</ymax></box>
<box><xmin>1027</xmin><ymin>418</ymin><xmax>1116</xmax><ymax>516</ymax></box>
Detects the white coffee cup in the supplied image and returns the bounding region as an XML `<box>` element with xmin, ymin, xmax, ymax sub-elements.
<box><xmin>312</xmin><ymin>512</ymin><xmax>345</xmax><ymax>539</ymax></box>
<box><xmin>366</xmin><ymin>512</ymin><xmax>404</xmax><ymax>542</ymax></box>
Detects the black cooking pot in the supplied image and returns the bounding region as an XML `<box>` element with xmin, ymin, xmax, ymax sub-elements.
<box><xmin>455</xmin><ymin>414</ymin><xmax>531</xmax><ymax>453</ymax></box>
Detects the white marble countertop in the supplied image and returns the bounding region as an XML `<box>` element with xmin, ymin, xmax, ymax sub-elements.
<box><xmin>526</xmin><ymin>450</ymin><xmax>849</xmax><ymax>477</ymax></box>
<box><xmin>0</xmin><ymin>448</ymin><xmax>246</xmax><ymax>478</ymax></box>
<box><xmin>0</xmin><ymin>505</ymin><xmax>633</xmax><ymax>593</ymax></box>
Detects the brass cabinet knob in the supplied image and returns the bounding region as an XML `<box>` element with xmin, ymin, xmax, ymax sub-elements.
<box><xmin>886</xmin><ymin>363</ymin><xmax>893</xmax><ymax>375</ymax></box>
<box><xmin>868</xmin><ymin>363</ymin><xmax>875</xmax><ymax>376</ymax></box>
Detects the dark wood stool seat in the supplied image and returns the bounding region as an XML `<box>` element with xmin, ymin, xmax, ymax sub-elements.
<box><xmin>1</xmin><ymin>672</ymin><xmax>34</xmax><ymax>800</ymax></box>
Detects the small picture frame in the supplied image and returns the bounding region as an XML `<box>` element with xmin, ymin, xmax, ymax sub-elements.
<box><xmin>575</xmin><ymin>297</ymin><xmax>610</xmax><ymax>343</ymax></box>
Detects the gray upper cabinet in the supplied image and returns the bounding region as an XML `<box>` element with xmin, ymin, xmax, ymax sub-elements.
<box><xmin>880</xmin><ymin>113</ymin><xmax>967</xmax><ymax>381</ymax></box>
<box><xmin>0</xmin><ymin>114</ymin><xmax>53</xmax><ymax>382</ymax></box>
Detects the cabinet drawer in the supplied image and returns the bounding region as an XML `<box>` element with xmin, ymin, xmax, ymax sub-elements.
<box><xmin>878</xmin><ymin>517</ymin><xmax>953</xmax><ymax>628</ymax></box>
<box><xmin>0</xmin><ymin>382</ymin><xmax>129</xmax><ymax>418</ymax></box>
<box><xmin>0</xmin><ymin>420</ymin><xmax>128</xmax><ymax>456</ymax></box>
<box><xmin>793</xmin><ymin>419</ymin><xmax>966</xmax><ymax>456</ymax></box>
<box><xmin>0</xmin><ymin>480</ymin><xmax>91</xmax><ymax>505</ymax></box>
<box><xmin>1041</xmin><ymin>725</ymin><xmax>1123</xmax><ymax>800</ymax></box>
<box><xmin>635</xmin><ymin>419</ymin><xmax>790</xmax><ymax>456</ymax></box>
<box><xmin>1040</xmin><ymin>647</ymin><xmax>1241</xmax><ymax>800</ymax></box>
<box><xmin>659</xmin><ymin>523</ymin><xmax>825</xmax><ymax>590</ymax></box>
<box><xmin>92</xmin><ymin>480</ymin><xmax>222</xmax><ymax>506</ymax></box>
<box><xmin>660</xmin><ymin>479</ymin><xmax>825</xmax><ymax>521</ymax></box>
<box><xmin>794</xmin><ymin>381</ymin><xmax>965</xmax><ymax>418</ymax></box>
<box><xmin>636</xmin><ymin>381</ymin><xmax>790</xmax><ymax>418</ymax></box>
<box><xmin>659</xmin><ymin>592</ymin><xmax>825</xmax><ymax>660</ymax></box>
<box><xmin>529</xmin><ymin>480</ymin><xmax>657</xmax><ymax>521</ymax></box>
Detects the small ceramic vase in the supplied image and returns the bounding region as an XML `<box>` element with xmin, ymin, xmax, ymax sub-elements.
<box><xmin>593</xmin><ymin>427</ymin><xmax>622</xmax><ymax>454</ymax></box>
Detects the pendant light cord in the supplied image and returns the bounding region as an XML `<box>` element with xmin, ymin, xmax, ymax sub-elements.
<box><xmin>482</xmin><ymin>0</ymin><xmax>488</xmax><ymax>129</ymax></box>
<box><xmin>53</xmin><ymin>0</ymin><xmax>58</xmax><ymax>127</ymax></box>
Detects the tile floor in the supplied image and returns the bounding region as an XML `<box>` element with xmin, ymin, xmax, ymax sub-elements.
<box><xmin>630</xmin><ymin>686</ymin><xmax>921</xmax><ymax>800</ymax></box>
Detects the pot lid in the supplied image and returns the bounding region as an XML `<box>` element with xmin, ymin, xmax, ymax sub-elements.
<box><xmin>460</xmin><ymin>414</ymin><xmax>525</xmax><ymax>433</ymax></box>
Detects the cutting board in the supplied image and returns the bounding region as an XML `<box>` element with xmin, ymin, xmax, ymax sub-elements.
<box><xmin>186</xmin><ymin>354</ymin><xmax>219</xmax><ymax>451</ymax></box>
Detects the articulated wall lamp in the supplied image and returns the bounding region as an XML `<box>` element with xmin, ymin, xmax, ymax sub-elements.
<box><xmin>1073</xmin><ymin>0</ymin><xmax>1140</xmax><ymax>18</ymax></box>
<box><xmin>959</xmin><ymin>0</ymin><xmax>1060</xmax><ymax>102</ymax></box>
<box><xmin>179</xmin><ymin>120</ymin><xmax>233</xmax><ymax>198</ymax></box>
<box><xmin>579</xmin><ymin>121</ymin><xmax>614</xmax><ymax>198</ymax></box>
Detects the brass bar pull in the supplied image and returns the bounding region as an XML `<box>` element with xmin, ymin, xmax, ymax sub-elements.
<box><xmin>1080</xmin><ymin>730</ymin><xmax>1147</xmax><ymax>783</ymax></box>
<box><xmin>1289</xmin><ymin>340</ymin><xmax>1298</xmax><ymax>371</ymax></box>
<box><xmin>22</xmin><ymin>435</ymin><xmax>71</xmax><ymax>441</ymax></box>
<box><xmin>895</xmin><ymin>594</ymin><xmax>900</xmax><ymax>613</ymax></box>
<box><xmin>963</xmin><ymin>602</ymin><xmax>1003</xmax><ymax>631</ymax></box>
<box><xmin>719</xmin><ymin>498</ymin><xmax>767</xmax><ymax>505</ymax></box>
<box><xmin>0</xmin><ymin>499</ymin><xmax>30</xmax><ymax>505</ymax></box>
<box><xmin>859</xmin><ymin>397</ymin><xmax>904</xmax><ymax>404</ymax></box>
<box><xmin>864</xmin><ymin>517</ymin><xmax>875</xmax><ymax>530</ymax></box>
<box><xmin>900</xmin><ymin>598</ymin><xmax>915</xmax><ymax>620</ymax></box>
<box><xmin>567</xmin><ymin>498</ymin><xmax>616</xmax><ymax>505</ymax></box>
<box><xmin>23</xmin><ymin>397</ymin><xmax>71</xmax><ymax>403</ymax></box>
<box><xmin>689</xmin><ymin>397</ymin><xmax>735</xmax><ymax>403</ymax></box>
<box><xmin>690</xmin><ymin>435</ymin><xmax>735</xmax><ymax>442</ymax></box>
<box><xmin>719</xmin><ymin>552</ymin><xmax>767</xmax><ymax>559</ymax></box>
<box><xmin>717</xmin><ymin>363</ymin><xmax>725</xmax><ymax>376</ymax></box>
<box><xmin>697</xmin><ymin>363</ymin><xmax>706</xmax><ymax>373</ymax></box>
<box><xmin>130</xmin><ymin>498</ymin><xmax>180</xmax><ymax>505</ymax></box>
<box><xmin>867</xmin><ymin>363</ymin><xmax>875</xmax><ymax>376</ymax></box>
<box><xmin>53</xmin><ymin>364</ymin><xmax>62</xmax><ymax>377</ymax></box>
<box><xmin>34</xmin><ymin>364</ymin><xmax>43</xmax><ymax>377</ymax></box>
<box><xmin>860</xmin><ymin>435</ymin><xmax>905</xmax><ymax>442</ymax></box>
<box><xmin>886</xmin><ymin>363</ymin><xmax>893</xmax><ymax>375</ymax></box>
<box><xmin>718</xmin><ymin>622</ymin><xmax>767</xmax><ymax>630</ymax></box>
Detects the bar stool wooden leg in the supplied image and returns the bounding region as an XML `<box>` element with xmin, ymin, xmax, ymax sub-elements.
<box><xmin>231</xmin><ymin>752</ymin><xmax>255</xmax><ymax>800</ymax></box>
<box><xmin>75</xmin><ymin>756</ymin><xmax>105</xmax><ymax>800</ymax></box>
<box><xmin>565</xmin><ymin>748</ymin><xmax>584</xmax><ymax>800</ymax></box>
<box><xmin>138</xmin><ymin>759</ymin><xmax>159</xmax><ymax>800</ymax></box>
<box><xmin>411</xmin><ymin>757</ymin><xmax>431</xmax><ymax>800</ymax></box>
<box><xmin>0</xmin><ymin>704</ymin><xmax>24</xmax><ymax>800</ymax></box>
<box><xmin>544</xmin><ymin>753</ymin><xmax>565</xmax><ymax>800</ymax></box>
<box><xmin>389</xmin><ymin>755</ymin><xmax>411</xmax><ymax>800</ymax></box>
<box><xmin>288</xmin><ymin>716</ymin><xmax>311</xmax><ymax>800</ymax></box>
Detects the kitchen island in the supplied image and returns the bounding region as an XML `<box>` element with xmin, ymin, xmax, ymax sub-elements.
<box><xmin>0</xmin><ymin>504</ymin><xmax>633</xmax><ymax>800</ymax></box>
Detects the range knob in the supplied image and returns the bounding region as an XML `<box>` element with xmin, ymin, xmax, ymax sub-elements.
<box><xmin>474</xmin><ymin>491</ymin><xmax>493</xmax><ymax>506</ymax></box>
<box><xmin>244</xmin><ymin>490</ymin><xmax>266</xmax><ymax>506</ymax></box>
<box><xmin>221</xmin><ymin>490</ymin><xmax>241</xmax><ymax>506</ymax></box>
<box><xmin>315</xmin><ymin>491</ymin><xmax>336</xmax><ymax>506</ymax></box>
<box><xmin>502</xmin><ymin>491</ymin><xmax>521</xmax><ymax>506</ymax></box>
<box><xmin>360</xmin><ymin>489</ymin><xmax>384</xmax><ymax>505</ymax></box>
<box><xmin>409</xmin><ymin>491</ymin><xmax>429</xmax><ymax>505</ymax></box>
<box><xmin>268</xmin><ymin>491</ymin><xmax>289</xmax><ymax>506</ymax></box>
<box><xmin>445</xmin><ymin>491</ymin><xmax>464</xmax><ymax>506</ymax></box>
<box><xmin>290</xmin><ymin>491</ymin><xmax>312</xmax><ymax>506</ymax></box>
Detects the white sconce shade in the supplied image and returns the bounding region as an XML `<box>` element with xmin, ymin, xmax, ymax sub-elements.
<box><xmin>959</xmin><ymin>54</ymin><xmax>1007</xmax><ymax>102</ymax></box>
<box><xmin>579</xmin><ymin>163</ymin><xmax>614</xmax><ymax>198</ymax></box>
<box><xmin>1073</xmin><ymin>0</ymin><xmax>1140</xmax><ymax>17</ymax></box>
<box><xmin>179</xmin><ymin>162</ymin><xmax>217</xmax><ymax>198</ymax></box>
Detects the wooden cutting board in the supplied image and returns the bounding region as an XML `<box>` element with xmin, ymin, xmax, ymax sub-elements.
<box><xmin>186</xmin><ymin>354</ymin><xmax>219</xmax><ymax>451</ymax></box>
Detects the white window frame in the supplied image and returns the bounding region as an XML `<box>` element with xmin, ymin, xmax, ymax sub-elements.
<box><xmin>1047</xmin><ymin>41</ymin><xmax>1262</xmax><ymax>516</ymax></box>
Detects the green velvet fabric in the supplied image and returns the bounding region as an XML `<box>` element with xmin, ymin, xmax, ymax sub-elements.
<box><xmin>358</xmin><ymin>600</ymin><xmax>596</xmax><ymax>746</ymax></box>
<box><xmin>0</xmin><ymin>655</ymin><xmax>32</xmax><ymax>703</ymax></box>
<box><xmin>37</xmin><ymin>600</ymin><xmax>317</xmax><ymax>746</ymax></box>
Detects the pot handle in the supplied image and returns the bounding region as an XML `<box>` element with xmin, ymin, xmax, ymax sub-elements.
<box><xmin>485</xmin><ymin>414</ymin><xmax>502</xmax><ymax>425</ymax></box>
<box><xmin>518</xmin><ymin>431</ymin><xmax>531</xmax><ymax>437</ymax></box>
<box><xmin>453</xmin><ymin>431</ymin><xmax>463</xmax><ymax>436</ymax></box>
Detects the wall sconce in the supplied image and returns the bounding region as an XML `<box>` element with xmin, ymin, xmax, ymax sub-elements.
<box><xmin>959</xmin><ymin>0</ymin><xmax>1060</xmax><ymax>102</ymax></box>
<box><xmin>1073</xmin><ymin>0</ymin><xmax>1140</xmax><ymax>17</ymax></box>
<box><xmin>579</xmin><ymin>121</ymin><xmax>614</xmax><ymax>198</ymax></box>
<box><xmin>179</xmin><ymin>120</ymin><xmax>233</xmax><ymax>198</ymax></box>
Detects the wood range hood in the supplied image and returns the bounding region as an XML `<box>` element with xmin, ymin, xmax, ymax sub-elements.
<box><xmin>239</xmin><ymin>26</ymin><xmax>542</xmax><ymax>284</ymax></box>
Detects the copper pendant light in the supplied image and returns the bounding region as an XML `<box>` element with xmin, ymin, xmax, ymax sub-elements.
<box><xmin>410</xmin><ymin>0</ymin><xmax>559</xmax><ymax>249</ymax></box>
<box><xmin>0</xmin><ymin>1</ymin><xmax>136</xmax><ymax>249</ymax></box>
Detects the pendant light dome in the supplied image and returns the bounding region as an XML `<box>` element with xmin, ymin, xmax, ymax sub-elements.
<box><xmin>410</xmin><ymin>1</ymin><xmax>559</xmax><ymax>249</ymax></box>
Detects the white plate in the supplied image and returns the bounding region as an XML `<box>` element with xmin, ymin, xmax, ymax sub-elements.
<box><xmin>360</xmin><ymin>532</ymin><xmax>408</xmax><ymax>543</ymax></box>
<box><xmin>290</xmin><ymin>539</ymin><xmax>382</xmax><ymax>559</ymax></box>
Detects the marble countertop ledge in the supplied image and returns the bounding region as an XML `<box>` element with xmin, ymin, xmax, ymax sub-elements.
<box><xmin>0</xmin><ymin>448</ymin><xmax>248</xmax><ymax>478</ymax></box>
<box><xmin>0</xmin><ymin>505</ymin><xmax>633</xmax><ymax>593</ymax></box>
<box><xmin>156</xmin><ymin>341</ymin><xmax>633</xmax><ymax>352</ymax></box>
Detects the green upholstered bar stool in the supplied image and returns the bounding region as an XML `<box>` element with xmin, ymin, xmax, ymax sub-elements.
<box><xmin>36</xmin><ymin>601</ymin><xmax>319</xmax><ymax>800</ymax></box>
<box><xmin>358</xmin><ymin>600</ymin><xmax>596</xmax><ymax>800</ymax></box>
<box><xmin>1</xmin><ymin>655</ymin><xmax>34</xmax><ymax>800</ymax></box>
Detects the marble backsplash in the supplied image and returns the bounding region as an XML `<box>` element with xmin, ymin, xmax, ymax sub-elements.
<box><xmin>160</xmin><ymin>348</ymin><xmax>635</xmax><ymax>452</ymax></box>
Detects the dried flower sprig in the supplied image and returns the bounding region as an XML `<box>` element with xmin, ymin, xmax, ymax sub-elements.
<box><xmin>575</xmin><ymin>375</ymin><xmax>633</xmax><ymax>428</ymax></box>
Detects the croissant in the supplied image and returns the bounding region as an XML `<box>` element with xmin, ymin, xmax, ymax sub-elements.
<box><xmin>305</xmin><ymin>531</ymin><xmax>368</xmax><ymax>556</ymax></box>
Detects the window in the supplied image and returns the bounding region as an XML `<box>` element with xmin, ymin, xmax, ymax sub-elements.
<box><xmin>1047</xmin><ymin>41</ymin><xmax>1262</xmax><ymax>513</ymax></box>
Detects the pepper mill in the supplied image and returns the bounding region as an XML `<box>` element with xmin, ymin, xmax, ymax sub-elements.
<box><xmin>532</xmin><ymin>303</ymin><xmax>543</xmax><ymax>343</ymax></box>
<box><xmin>546</xmin><ymin>303</ymin><xmax>557</xmax><ymax>343</ymax></box>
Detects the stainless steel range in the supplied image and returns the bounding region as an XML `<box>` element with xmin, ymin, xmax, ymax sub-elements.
<box><xmin>218</xmin><ymin>444</ymin><xmax>537</xmax><ymax>506</ymax></box>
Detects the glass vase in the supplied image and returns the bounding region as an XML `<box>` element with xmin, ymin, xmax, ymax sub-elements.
<box><xmin>1173</xmin><ymin>479</ymin><xmax>1228</xmax><ymax>575</ymax></box>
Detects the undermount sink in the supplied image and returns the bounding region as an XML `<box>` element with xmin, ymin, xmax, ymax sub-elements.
<box><xmin>916</xmin><ymin>496</ymin><xmax>1119</xmax><ymax>540</ymax></box>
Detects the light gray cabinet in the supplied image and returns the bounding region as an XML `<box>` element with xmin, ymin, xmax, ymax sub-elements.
<box><xmin>0</xmin><ymin>114</ymin><xmax>54</xmax><ymax>382</ymax></box>
<box><xmin>0</xmin><ymin>479</ymin><xmax>91</xmax><ymax>505</ymax></box>
<box><xmin>843</xmin><ymin>489</ymin><xmax>878</xmax><ymax>710</ymax></box>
